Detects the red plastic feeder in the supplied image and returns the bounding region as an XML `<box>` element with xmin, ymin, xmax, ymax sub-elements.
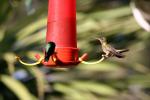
<box><xmin>35</xmin><ymin>0</ymin><xmax>87</xmax><ymax>67</ymax></box>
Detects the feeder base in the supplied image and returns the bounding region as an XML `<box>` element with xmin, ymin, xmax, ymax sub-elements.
<box><xmin>35</xmin><ymin>52</ymin><xmax>88</xmax><ymax>68</ymax></box>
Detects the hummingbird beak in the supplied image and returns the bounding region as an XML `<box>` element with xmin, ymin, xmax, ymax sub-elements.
<box><xmin>95</xmin><ymin>37</ymin><xmax>102</xmax><ymax>41</ymax></box>
<box><xmin>95</xmin><ymin>37</ymin><xmax>103</xmax><ymax>44</ymax></box>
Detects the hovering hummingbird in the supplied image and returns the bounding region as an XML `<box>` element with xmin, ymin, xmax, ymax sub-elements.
<box><xmin>96</xmin><ymin>37</ymin><xmax>129</xmax><ymax>58</ymax></box>
<box><xmin>44</xmin><ymin>42</ymin><xmax>56</xmax><ymax>61</ymax></box>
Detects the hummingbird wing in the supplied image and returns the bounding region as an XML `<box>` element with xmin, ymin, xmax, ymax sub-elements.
<box><xmin>45</xmin><ymin>42</ymin><xmax>56</xmax><ymax>61</ymax></box>
<box><xmin>106</xmin><ymin>44</ymin><xmax>125</xmax><ymax>58</ymax></box>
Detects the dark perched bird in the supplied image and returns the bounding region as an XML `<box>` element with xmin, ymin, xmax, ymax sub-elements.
<box><xmin>97</xmin><ymin>37</ymin><xmax>129</xmax><ymax>58</ymax></box>
<box><xmin>44</xmin><ymin>42</ymin><xmax>56</xmax><ymax>61</ymax></box>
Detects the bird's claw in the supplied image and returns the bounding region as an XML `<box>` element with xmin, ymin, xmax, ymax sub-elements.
<box><xmin>102</xmin><ymin>54</ymin><xmax>108</xmax><ymax>58</ymax></box>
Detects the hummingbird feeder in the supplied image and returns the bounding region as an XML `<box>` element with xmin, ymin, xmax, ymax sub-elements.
<box><xmin>35</xmin><ymin>0</ymin><xmax>86</xmax><ymax>67</ymax></box>
<box><xmin>16</xmin><ymin>0</ymin><xmax>106</xmax><ymax>68</ymax></box>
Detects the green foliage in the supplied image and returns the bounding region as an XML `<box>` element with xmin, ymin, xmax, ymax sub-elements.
<box><xmin>1</xmin><ymin>75</ymin><xmax>37</xmax><ymax>100</ymax></box>
<box><xmin>0</xmin><ymin>0</ymin><xmax>150</xmax><ymax>100</ymax></box>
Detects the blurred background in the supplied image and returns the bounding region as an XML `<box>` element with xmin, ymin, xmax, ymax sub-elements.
<box><xmin>0</xmin><ymin>0</ymin><xmax>150</xmax><ymax>100</ymax></box>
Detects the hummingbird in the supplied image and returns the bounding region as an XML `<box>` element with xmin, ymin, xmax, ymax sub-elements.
<box><xmin>96</xmin><ymin>37</ymin><xmax>129</xmax><ymax>58</ymax></box>
<box><xmin>44</xmin><ymin>42</ymin><xmax>56</xmax><ymax>62</ymax></box>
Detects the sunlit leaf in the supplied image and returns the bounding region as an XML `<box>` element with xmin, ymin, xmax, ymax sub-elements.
<box><xmin>90</xmin><ymin>6</ymin><xmax>131</xmax><ymax>19</ymax></box>
<box><xmin>0</xmin><ymin>27</ymin><xmax>5</xmax><ymax>42</ymax></box>
<box><xmin>71</xmin><ymin>81</ymin><xmax>118</xmax><ymax>96</ymax></box>
<box><xmin>16</xmin><ymin>17</ymin><xmax>47</xmax><ymax>40</ymax></box>
<box><xmin>54</xmin><ymin>83</ymin><xmax>86</xmax><ymax>100</ymax></box>
<box><xmin>14</xmin><ymin>30</ymin><xmax>45</xmax><ymax>50</ymax></box>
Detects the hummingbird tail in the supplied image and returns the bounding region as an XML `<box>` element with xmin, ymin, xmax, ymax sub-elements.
<box><xmin>117</xmin><ymin>49</ymin><xmax>129</xmax><ymax>53</ymax></box>
<box><xmin>115</xmin><ymin>54</ymin><xmax>125</xmax><ymax>58</ymax></box>
<box><xmin>113</xmin><ymin>52</ymin><xmax>125</xmax><ymax>58</ymax></box>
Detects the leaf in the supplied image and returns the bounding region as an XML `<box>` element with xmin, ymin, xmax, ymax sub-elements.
<box><xmin>54</xmin><ymin>83</ymin><xmax>86</xmax><ymax>100</ymax></box>
<box><xmin>0</xmin><ymin>75</ymin><xmax>37</xmax><ymax>100</ymax></box>
<box><xmin>16</xmin><ymin>17</ymin><xmax>47</xmax><ymax>40</ymax></box>
<box><xmin>90</xmin><ymin>6</ymin><xmax>131</xmax><ymax>20</ymax></box>
<box><xmin>128</xmin><ymin>74</ymin><xmax>150</xmax><ymax>88</ymax></box>
<box><xmin>0</xmin><ymin>27</ymin><xmax>5</xmax><ymax>42</ymax></box>
<box><xmin>14</xmin><ymin>30</ymin><xmax>45</xmax><ymax>50</ymax></box>
<box><xmin>29</xmin><ymin>67</ymin><xmax>46</xmax><ymax>100</ymax></box>
<box><xmin>71</xmin><ymin>81</ymin><xmax>118</xmax><ymax>96</ymax></box>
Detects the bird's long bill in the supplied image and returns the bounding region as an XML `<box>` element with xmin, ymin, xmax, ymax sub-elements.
<box><xmin>95</xmin><ymin>38</ymin><xmax>103</xmax><ymax>44</ymax></box>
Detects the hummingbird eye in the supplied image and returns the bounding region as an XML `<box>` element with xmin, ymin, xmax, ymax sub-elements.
<box><xmin>99</xmin><ymin>37</ymin><xmax>105</xmax><ymax>41</ymax></box>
